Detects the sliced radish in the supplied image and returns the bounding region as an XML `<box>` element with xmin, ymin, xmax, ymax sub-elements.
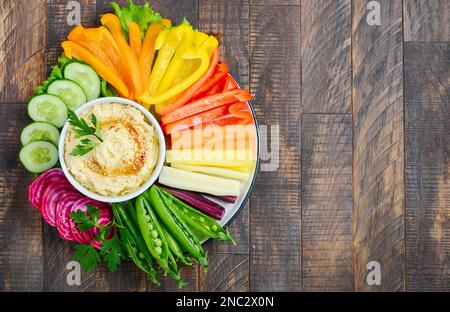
<box><xmin>28</xmin><ymin>168</ymin><xmax>65</xmax><ymax>210</ymax></box>
<box><xmin>41</xmin><ymin>181</ymin><xmax>77</xmax><ymax>226</ymax></box>
<box><xmin>55</xmin><ymin>193</ymin><xmax>83</xmax><ymax>241</ymax></box>
<box><xmin>70</xmin><ymin>198</ymin><xmax>108</xmax><ymax>245</ymax></box>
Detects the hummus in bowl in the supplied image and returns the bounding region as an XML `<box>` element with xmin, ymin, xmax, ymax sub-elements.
<box><xmin>59</xmin><ymin>97</ymin><xmax>165</xmax><ymax>203</ymax></box>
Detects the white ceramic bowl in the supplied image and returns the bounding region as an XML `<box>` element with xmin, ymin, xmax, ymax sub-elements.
<box><xmin>58</xmin><ymin>97</ymin><xmax>166</xmax><ymax>203</ymax></box>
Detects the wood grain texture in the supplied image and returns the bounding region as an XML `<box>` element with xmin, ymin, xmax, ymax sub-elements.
<box><xmin>404</xmin><ymin>0</ymin><xmax>450</xmax><ymax>42</ymax></box>
<box><xmin>0</xmin><ymin>104</ymin><xmax>43</xmax><ymax>291</ymax></box>
<box><xmin>352</xmin><ymin>0</ymin><xmax>405</xmax><ymax>291</ymax></box>
<box><xmin>249</xmin><ymin>5</ymin><xmax>302</xmax><ymax>291</ymax></box>
<box><xmin>301</xmin><ymin>114</ymin><xmax>353</xmax><ymax>291</ymax></box>
<box><xmin>199</xmin><ymin>254</ymin><xmax>249</xmax><ymax>291</ymax></box>
<box><xmin>45</xmin><ymin>0</ymin><xmax>98</xmax><ymax>71</ymax></box>
<box><xmin>250</xmin><ymin>0</ymin><xmax>300</xmax><ymax>5</ymax></box>
<box><xmin>199</xmin><ymin>0</ymin><xmax>249</xmax><ymax>255</ymax></box>
<box><xmin>0</xmin><ymin>0</ymin><xmax>45</xmax><ymax>103</ymax></box>
<box><xmin>404</xmin><ymin>43</ymin><xmax>450</xmax><ymax>291</ymax></box>
<box><xmin>301</xmin><ymin>0</ymin><xmax>351</xmax><ymax>113</ymax></box>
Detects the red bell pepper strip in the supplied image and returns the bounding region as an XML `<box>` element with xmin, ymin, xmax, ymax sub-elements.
<box><xmin>165</xmin><ymin>105</ymin><xmax>230</xmax><ymax>134</ymax></box>
<box><xmin>223</xmin><ymin>75</ymin><xmax>238</xmax><ymax>91</ymax></box>
<box><xmin>156</xmin><ymin>47</ymin><xmax>220</xmax><ymax>116</ymax></box>
<box><xmin>190</xmin><ymin>62</ymin><xmax>229</xmax><ymax>99</ymax></box>
<box><xmin>229</xmin><ymin>101</ymin><xmax>253</xmax><ymax>124</ymax></box>
<box><xmin>204</xmin><ymin>76</ymin><xmax>227</xmax><ymax>96</ymax></box>
<box><xmin>161</xmin><ymin>89</ymin><xmax>252</xmax><ymax>125</ymax></box>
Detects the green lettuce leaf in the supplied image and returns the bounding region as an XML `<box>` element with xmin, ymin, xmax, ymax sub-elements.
<box><xmin>34</xmin><ymin>54</ymin><xmax>71</xmax><ymax>95</ymax></box>
<box><xmin>111</xmin><ymin>0</ymin><xmax>163</xmax><ymax>39</ymax></box>
<box><xmin>100</xmin><ymin>78</ymin><xmax>118</xmax><ymax>97</ymax></box>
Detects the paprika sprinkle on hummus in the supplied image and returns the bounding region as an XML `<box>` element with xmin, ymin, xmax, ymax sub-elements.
<box><xmin>64</xmin><ymin>102</ymin><xmax>159</xmax><ymax>197</ymax></box>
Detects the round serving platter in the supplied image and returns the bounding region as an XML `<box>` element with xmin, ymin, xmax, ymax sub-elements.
<box><xmin>215</xmin><ymin>72</ymin><xmax>259</xmax><ymax>229</ymax></box>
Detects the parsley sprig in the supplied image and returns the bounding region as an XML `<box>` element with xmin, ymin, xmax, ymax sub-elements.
<box><xmin>68</xmin><ymin>110</ymin><xmax>103</xmax><ymax>156</ymax></box>
<box><xmin>70</xmin><ymin>204</ymin><xmax>125</xmax><ymax>272</ymax></box>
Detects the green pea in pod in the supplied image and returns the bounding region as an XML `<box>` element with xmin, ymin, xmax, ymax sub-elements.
<box><xmin>159</xmin><ymin>188</ymin><xmax>236</xmax><ymax>244</ymax></box>
<box><xmin>135</xmin><ymin>195</ymin><xmax>185</xmax><ymax>287</ymax></box>
<box><xmin>111</xmin><ymin>203</ymin><xmax>159</xmax><ymax>286</ymax></box>
<box><xmin>147</xmin><ymin>186</ymin><xmax>208</xmax><ymax>270</ymax></box>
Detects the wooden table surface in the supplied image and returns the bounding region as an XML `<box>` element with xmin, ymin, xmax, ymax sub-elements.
<box><xmin>1</xmin><ymin>0</ymin><xmax>449</xmax><ymax>292</ymax></box>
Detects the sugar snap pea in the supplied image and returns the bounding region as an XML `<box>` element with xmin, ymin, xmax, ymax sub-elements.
<box><xmin>135</xmin><ymin>195</ymin><xmax>184</xmax><ymax>287</ymax></box>
<box><xmin>111</xmin><ymin>203</ymin><xmax>159</xmax><ymax>285</ymax></box>
<box><xmin>147</xmin><ymin>186</ymin><xmax>208</xmax><ymax>269</ymax></box>
<box><xmin>127</xmin><ymin>200</ymin><xmax>138</xmax><ymax>227</ymax></box>
<box><xmin>160</xmin><ymin>188</ymin><xmax>235</xmax><ymax>244</ymax></box>
<box><xmin>161</xmin><ymin>224</ymin><xmax>192</xmax><ymax>265</ymax></box>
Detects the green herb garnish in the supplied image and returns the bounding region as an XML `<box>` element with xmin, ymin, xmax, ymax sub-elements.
<box><xmin>70</xmin><ymin>204</ymin><xmax>126</xmax><ymax>272</ymax></box>
<box><xmin>68</xmin><ymin>110</ymin><xmax>103</xmax><ymax>156</ymax></box>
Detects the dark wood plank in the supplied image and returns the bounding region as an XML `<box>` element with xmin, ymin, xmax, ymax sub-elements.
<box><xmin>198</xmin><ymin>0</ymin><xmax>249</xmax><ymax>254</ymax></box>
<box><xmin>45</xmin><ymin>0</ymin><xmax>97</xmax><ymax>72</ymax></box>
<box><xmin>250</xmin><ymin>0</ymin><xmax>300</xmax><ymax>5</ymax></box>
<box><xmin>198</xmin><ymin>254</ymin><xmax>249</xmax><ymax>291</ymax></box>
<box><xmin>301</xmin><ymin>0</ymin><xmax>351</xmax><ymax>113</ymax></box>
<box><xmin>404</xmin><ymin>43</ymin><xmax>450</xmax><ymax>291</ymax></box>
<box><xmin>96</xmin><ymin>0</ymin><xmax>198</xmax><ymax>27</ymax></box>
<box><xmin>0</xmin><ymin>104</ymin><xmax>43</xmax><ymax>291</ymax></box>
<box><xmin>249</xmin><ymin>5</ymin><xmax>301</xmax><ymax>291</ymax></box>
<box><xmin>352</xmin><ymin>0</ymin><xmax>405</xmax><ymax>291</ymax></box>
<box><xmin>404</xmin><ymin>0</ymin><xmax>450</xmax><ymax>42</ymax></box>
<box><xmin>0</xmin><ymin>0</ymin><xmax>45</xmax><ymax>103</ymax></box>
<box><xmin>301</xmin><ymin>114</ymin><xmax>353</xmax><ymax>291</ymax></box>
<box><xmin>146</xmin><ymin>264</ymin><xmax>199</xmax><ymax>292</ymax></box>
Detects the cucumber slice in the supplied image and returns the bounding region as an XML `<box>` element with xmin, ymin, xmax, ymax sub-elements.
<box><xmin>19</xmin><ymin>141</ymin><xmax>58</xmax><ymax>173</ymax></box>
<box><xmin>20</xmin><ymin>122</ymin><xmax>60</xmax><ymax>146</ymax></box>
<box><xmin>64</xmin><ymin>63</ymin><xmax>100</xmax><ymax>101</ymax></box>
<box><xmin>47</xmin><ymin>79</ymin><xmax>87</xmax><ymax>110</ymax></box>
<box><xmin>27</xmin><ymin>94</ymin><xmax>68</xmax><ymax>128</ymax></box>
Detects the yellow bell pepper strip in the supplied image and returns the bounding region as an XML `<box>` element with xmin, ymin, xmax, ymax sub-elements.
<box><xmin>145</xmin><ymin>27</ymin><xmax>184</xmax><ymax>97</ymax></box>
<box><xmin>157</xmin><ymin>24</ymin><xmax>195</xmax><ymax>94</ymax></box>
<box><xmin>156</xmin><ymin>47</ymin><xmax>220</xmax><ymax>116</ymax></box>
<box><xmin>129</xmin><ymin>21</ymin><xmax>142</xmax><ymax>56</ymax></box>
<box><xmin>193</xmin><ymin>31</ymin><xmax>208</xmax><ymax>48</ymax></box>
<box><xmin>101</xmin><ymin>13</ymin><xmax>143</xmax><ymax>99</ymax></box>
<box><xmin>139</xmin><ymin>19</ymin><xmax>171</xmax><ymax>108</ymax></box>
<box><xmin>199</xmin><ymin>35</ymin><xmax>219</xmax><ymax>56</ymax></box>
<box><xmin>62</xmin><ymin>41</ymin><xmax>130</xmax><ymax>98</ymax></box>
<box><xmin>140</xmin><ymin>46</ymin><xmax>210</xmax><ymax>106</ymax></box>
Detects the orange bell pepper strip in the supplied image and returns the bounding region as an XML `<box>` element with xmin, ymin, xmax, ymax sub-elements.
<box><xmin>165</xmin><ymin>105</ymin><xmax>231</xmax><ymax>134</ymax></box>
<box><xmin>129</xmin><ymin>21</ymin><xmax>142</xmax><ymax>56</ymax></box>
<box><xmin>156</xmin><ymin>47</ymin><xmax>220</xmax><ymax>116</ymax></box>
<box><xmin>68</xmin><ymin>26</ymin><xmax>115</xmax><ymax>73</ymax></box>
<box><xmin>94</xmin><ymin>27</ymin><xmax>130</xmax><ymax>83</ymax></box>
<box><xmin>139</xmin><ymin>19</ymin><xmax>171</xmax><ymax>104</ymax></box>
<box><xmin>68</xmin><ymin>26</ymin><xmax>124</xmax><ymax>81</ymax></box>
<box><xmin>101</xmin><ymin>13</ymin><xmax>142</xmax><ymax>98</ymax></box>
<box><xmin>62</xmin><ymin>41</ymin><xmax>129</xmax><ymax>98</ymax></box>
<box><xmin>161</xmin><ymin>89</ymin><xmax>253</xmax><ymax>125</ymax></box>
